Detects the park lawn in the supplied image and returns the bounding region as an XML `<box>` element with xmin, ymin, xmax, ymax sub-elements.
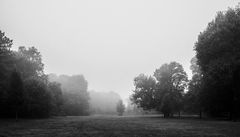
<box><xmin>0</xmin><ymin>115</ymin><xmax>240</xmax><ymax>137</ymax></box>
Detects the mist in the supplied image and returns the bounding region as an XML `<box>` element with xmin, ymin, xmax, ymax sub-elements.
<box><xmin>1</xmin><ymin>0</ymin><xmax>239</xmax><ymax>100</ymax></box>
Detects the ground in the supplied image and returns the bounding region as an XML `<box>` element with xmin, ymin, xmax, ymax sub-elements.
<box><xmin>0</xmin><ymin>115</ymin><xmax>240</xmax><ymax>137</ymax></box>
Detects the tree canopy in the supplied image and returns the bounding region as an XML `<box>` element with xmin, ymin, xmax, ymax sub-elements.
<box><xmin>195</xmin><ymin>6</ymin><xmax>240</xmax><ymax>119</ymax></box>
<box><xmin>131</xmin><ymin>62</ymin><xmax>188</xmax><ymax>117</ymax></box>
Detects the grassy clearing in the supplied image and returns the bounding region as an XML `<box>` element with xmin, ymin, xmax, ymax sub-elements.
<box><xmin>0</xmin><ymin>115</ymin><xmax>240</xmax><ymax>137</ymax></box>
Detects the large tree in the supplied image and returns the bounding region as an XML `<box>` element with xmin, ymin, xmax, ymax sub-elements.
<box><xmin>48</xmin><ymin>74</ymin><xmax>90</xmax><ymax>115</ymax></box>
<box><xmin>23</xmin><ymin>78</ymin><xmax>52</xmax><ymax>118</ymax></box>
<box><xmin>7</xmin><ymin>70</ymin><xmax>25</xmax><ymax>120</ymax></box>
<box><xmin>154</xmin><ymin>62</ymin><xmax>188</xmax><ymax>117</ymax></box>
<box><xmin>184</xmin><ymin>57</ymin><xmax>202</xmax><ymax>118</ymax></box>
<box><xmin>14</xmin><ymin>46</ymin><xmax>45</xmax><ymax>80</ymax></box>
<box><xmin>48</xmin><ymin>82</ymin><xmax>63</xmax><ymax>115</ymax></box>
<box><xmin>195</xmin><ymin>6</ymin><xmax>240</xmax><ymax>119</ymax></box>
<box><xmin>131</xmin><ymin>74</ymin><xmax>156</xmax><ymax>110</ymax></box>
<box><xmin>131</xmin><ymin>62</ymin><xmax>188</xmax><ymax>117</ymax></box>
<box><xmin>0</xmin><ymin>31</ymin><xmax>13</xmax><ymax>116</ymax></box>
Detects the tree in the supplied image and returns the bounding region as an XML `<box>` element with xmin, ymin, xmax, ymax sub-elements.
<box><xmin>195</xmin><ymin>6</ymin><xmax>240</xmax><ymax>119</ymax></box>
<box><xmin>154</xmin><ymin>62</ymin><xmax>188</xmax><ymax>117</ymax></box>
<box><xmin>7</xmin><ymin>70</ymin><xmax>25</xmax><ymax>120</ymax></box>
<box><xmin>14</xmin><ymin>46</ymin><xmax>45</xmax><ymax>80</ymax></box>
<box><xmin>48</xmin><ymin>74</ymin><xmax>90</xmax><ymax>116</ymax></box>
<box><xmin>184</xmin><ymin>57</ymin><xmax>202</xmax><ymax>118</ymax></box>
<box><xmin>131</xmin><ymin>74</ymin><xmax>156</xmax><ymax>110</ymax></box>
<box><xmin>0</xmin><ymin>30</ymin><xmax>13</xmax><ymax>117</ymax></box>
<box><xmin>48</xmin><ymin>82</ymin><xmax>63</xmax><ymax>115</ymax></box>
<box><xmin>23</xmin><ymin>78</ymin><xmax>52</xmax><ymax>118</ymax></box>
<box><xmin>116</xmin><ymin>100</ymin><xmax>125</xmax><ymax>116</ymax></box>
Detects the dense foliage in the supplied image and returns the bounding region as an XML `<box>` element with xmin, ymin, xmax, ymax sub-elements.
<box><xmin>48</xmin><ymin>74</ymin><xmax>90</xmax><ymax>116</ymax></box>
<box><xmin>131</xmin><ymin>62</ymin><xmax>188</xmax><ymax>117</ymax></box>
<box><xmin>0</xmin><ymin>30</ymin><xmax>89</xmax><ymax>118</ymax></box>
<box><xmin>195</xmin><ymin>6</ymin><xmax>240</xmax><ymax>119</ymax></box>
<box><xmin>131</xmin><ymin>5</ymin><xmax>240</xmax><ymax>120</ymax></box>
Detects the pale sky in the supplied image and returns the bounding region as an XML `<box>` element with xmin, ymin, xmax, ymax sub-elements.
<box><xmin>0</xmin><ymin>0</ymin><xmax>239</xmax><ymax>99</ymax></box>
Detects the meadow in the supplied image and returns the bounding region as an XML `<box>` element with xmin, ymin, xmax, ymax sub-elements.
<box><xmin>0</xmin><ymin>115</ymin><xmax>240</xmax><ymax>137</ymax></box>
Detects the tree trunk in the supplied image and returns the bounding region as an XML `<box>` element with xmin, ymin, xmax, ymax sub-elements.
<box><xmin>178</xmin><ymin>111</ymin><xmax>181</xmax><ymax>118</ymax></box>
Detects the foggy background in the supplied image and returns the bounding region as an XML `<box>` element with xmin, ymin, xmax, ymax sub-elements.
<box><xmin>0</xmin><ymin>0</ymin><xmax>239</xmax><ymax>99</ymax></box>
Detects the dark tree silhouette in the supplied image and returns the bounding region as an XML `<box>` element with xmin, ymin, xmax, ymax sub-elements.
<box><xmin>131</xmin><ymin>74</ymin><xmax>156</xmax><ymax>110</ymax></box>
<box><xmin>184</xmin><ymin>57</ymin><xmax>202</xmax><ymax>118</ymax></box>
<box><xmin>48</xmin><ymin>82</ymin><xmax>63</xmax><ymax>115</ymax></box>
<box><xmin>8</xmin><ymin>70</ymin><xmax>24</xmax><ymax>120</ymax></box>
<box><xmin>195</xmin><ymin>6</ymin><xmax>240</xmax><ymax>119</ymax></box>
<box><xmin>154</xmin><ymin>62</ymin><xmax>188</xmax><ymax>117</ymax></box>
<box><xmin>131</xmin><ymin>62</ymin><xmax>188</xmax><ymax>117</ymax></box>
<box><xmin>23</xmin><ymin>78</ymin><xmax>52</xmax><ymax>118</ymax></box>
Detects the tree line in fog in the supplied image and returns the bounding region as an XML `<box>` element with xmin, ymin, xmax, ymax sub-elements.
<box><xmin>1</xmin><ymin>5</ymin><xmax>240</xmax><ymax>120</ymax></box>
<box><xmin>131</xmin><ymin>6</ymin><xmax>240</xmax><ymax>120</ymax></box>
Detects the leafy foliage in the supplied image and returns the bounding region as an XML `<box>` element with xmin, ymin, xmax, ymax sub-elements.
<box><xmin>131</xmin><ymin>74</ymin><xmax>156</xmax><ymax>110</ymax></box>
<box><xmin>195</xmin><ymin>6</ymin><xmax>240</xmax><ymax>119</ymax></box>
<box><xmin>131</xmin><ymin>62</ymin><xmax>188</xmax><ymax>117</ymax></box>
<box><xmin>48</xmin><ymin>74</ymin><xmax>90</xmax><ymax>116</ymax></box>
<box><xmin>23</xmin><ymin>78</ymin><xmax>52</xmax><ymax>118</ymax></box>
<box><xmin>0</xmin><ymin>30</ymin><xmax>89</xmax><ymax>118</ymax></box>
<box><xmin>154</xmin><ymin>62</ymin><xmax>188</xmax><ymax>117</ymax></box>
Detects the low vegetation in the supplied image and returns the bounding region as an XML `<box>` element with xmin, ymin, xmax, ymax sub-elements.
<box><xmin>0</xmin><ymin>115</ymin><xmax>240</xmax><ymax>137</ymax></box>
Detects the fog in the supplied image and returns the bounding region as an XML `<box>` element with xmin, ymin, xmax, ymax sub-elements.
<box><xmin>0</xmin><ymin>0</ymin><xmax>238</xmax><ymax>99</ymax></box>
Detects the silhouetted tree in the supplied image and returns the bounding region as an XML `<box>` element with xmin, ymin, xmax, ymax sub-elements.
<box><xmin>116</xmin><ymin>100</ymin><xmax>125</xmax><ymax>116</ymax></box>
<box><xmin>154</xmin><ymin>62</ymin><xmax>188</xmax><ymax>117</ymax></box>
<box><xmin>131</xmin><ymin>74</ymin><xmax>156</xmax><ymax>110</ymax></box>
<box><xmin>23</xmin><ymin>78</ymin><xmax>51</xmax><ymax>118</ymax></box>
<box><xmin>48</xmin><ymin>82</ymin><xmax>63</xmax><ymax>115</ymax></box>
<box><xmin>49</xmin><ymin>74</ymin><xmax>90</xmax><ymax>116</ymax></box>
<box><xmin>7</xmin><ymin>70</ymin><xmax>24</xmax><ymax>120</ymax></box>
<box><xmin>195</xmin><ymin>6</ymin><xmax>240</xmax><ymax>119</ymax></box>
<box><xmin>184</xmin><ymin>57</ymin><xmax>202</xmax><ymax>118</ymax></box>
<box><xmin>14</xmin><ymin>46</ymin><xmax>45</xmax><ymax>80</ymax></box>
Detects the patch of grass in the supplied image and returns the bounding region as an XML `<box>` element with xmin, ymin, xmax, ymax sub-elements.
<box><xmin>0</xmin><ymin>115</ymin><xmax>240</xmax><ymax>137</ymax></box>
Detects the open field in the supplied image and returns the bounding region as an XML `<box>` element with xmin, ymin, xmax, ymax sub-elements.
<box><xmin>0</xmin><ymin>115</ymin><xmax>240</xmax><ymax>137</ymax></box>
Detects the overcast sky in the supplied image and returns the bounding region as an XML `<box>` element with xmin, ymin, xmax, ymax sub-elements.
<box><xmin>0</xmin><ymin>0</ymin><xmax>239</xmax><ymax>99</ymax></box>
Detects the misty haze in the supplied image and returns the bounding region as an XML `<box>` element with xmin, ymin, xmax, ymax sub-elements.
<box><xmin>1</xmin><ymin>0</ymin><xmax>240</xmax><ymax>137</ymax></box>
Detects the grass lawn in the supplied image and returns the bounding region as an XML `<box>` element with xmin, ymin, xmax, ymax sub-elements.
<box><xmin>0</xmin><ymin>115</ymin><xmax>240</xmax><ymax>137</ymax></box>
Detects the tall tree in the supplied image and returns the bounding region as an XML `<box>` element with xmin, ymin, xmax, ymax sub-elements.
<box><xmin>131</xmin><ymin>74</ymin><xmax>156</xmax><ymax>110</ymax></box>
<box><xmin>184</xmin><ymin>57</ymin><xmax>202</xmax><ymax>118</ymax></box>
<box><xmin>195</xmin><ymin>6</ymin><xmax>240</xmax><ymax>119</ymax></box>
<box><xmin>8</xmin><ymin>70</ymin><xmax>24</xmax><ymax>120</ymax></box>
<box><xmin>23</xmin><ymin>78</ymin><xmax>52</xmax><ymax>118</ymax></box>
<box><xmin>48</xmin><ymin>74</ymin><xmax>90</xmax><ymax>116</ymax></box>
<box><xmin>0</xmin><ymin>30</ymin><xmax>13</xmax><ymax>116</ymax></box>
<box><xmin>154</xmin><ymin>62</ymin><xmax>188</xmax><ymax>117</ymax></box>
<box><xmin>48</xmin><ymin>82</ymin><xmax>63</xmax><ymax>115</ymax></box>
<box><xmin>14</xmin><ymin>46</ymin><xmax>45</xmax><ymax>80</ymax></box>
<box><xmin>0</xmin><ymin>30</ymin><xmax>13</xmax><ymax>91</ymax></box>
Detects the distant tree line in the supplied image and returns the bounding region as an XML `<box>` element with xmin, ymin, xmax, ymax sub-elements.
<box><xmin>131</xmin><ymin>6</ymin><xmax>240</xmax><ymax>120</ymax></box>
<box><xmin>48</xmin><ymin>74</ymin><xmax>90</xmax><ymax>116</ymax></box>
<box><xmin>0</xmin><ymin>31</ymin><xmax>89</xmax><ymax>118</ymax></box>
<box><xmin>88</xmin><ymin>90</ymin><xmax>121</xmax><ymax>115</ymax></box>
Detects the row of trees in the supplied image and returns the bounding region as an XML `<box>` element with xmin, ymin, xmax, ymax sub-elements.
<box><xmin>131</xmin><ymin>62</ymin><xmax>188</xmax><ymax>117</ymax></box>
<box><xmin>89</xmin><ymin>90</ymin><xmax>121</xmax><ymax>114</ymax></box>
<box><xmin>48</xmin><ymin>74</ymin><xmax>90</xmax><ymax>116</ymax></box>
<box><xmin>131</xmin><ymin>5</ymin><xmax>240</xmax><ymax>120</ymax></box>
<box><xmin>0</xmin><ymin>30</ymin><xmax>89</xmax><ymax>118</ymax></box>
